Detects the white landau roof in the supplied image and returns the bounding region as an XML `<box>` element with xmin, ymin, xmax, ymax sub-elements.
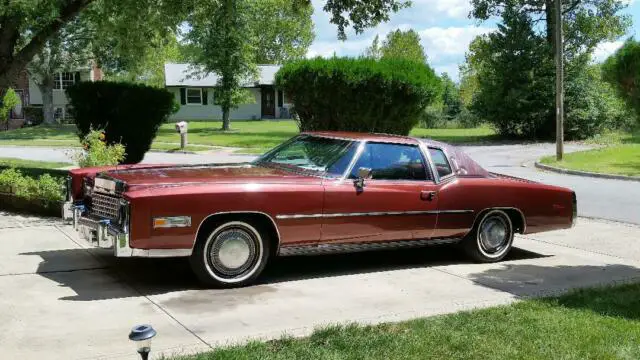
<box><xmin>164</xmin><ymin>63</ymin><xmax>281</xmax><ymax>87</ymax></box>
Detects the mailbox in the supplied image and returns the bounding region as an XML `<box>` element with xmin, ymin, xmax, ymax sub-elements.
<box><xmin>175</xmin><ymin>121</ymin><xmax>188</xmax><ymax>134</ymax></box>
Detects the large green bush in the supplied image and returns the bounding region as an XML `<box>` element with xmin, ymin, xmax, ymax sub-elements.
<box><xmin>66</xmin><ymin>81</ymin><xmax>176</xmax><ymax>163</ymax></box>
<box><xmin>275</xmin><ymin>57</ymin><xmax>441</xmax><ymax>135</ymax></box>
<box><xmin>603</xmin><ymin>38</ymin><xmax>640</xmax><ymax>121</ymax></box>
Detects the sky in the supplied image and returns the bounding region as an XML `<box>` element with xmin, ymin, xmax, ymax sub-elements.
<box><xmin>307</xmin><ymin>0</ymin><xmax>640</xmax><ymax>81</ymax></box>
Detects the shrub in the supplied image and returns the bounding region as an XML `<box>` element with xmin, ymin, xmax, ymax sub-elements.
<box><xmin>0</xmin><ymin>88</ymin><xmax>20</xmax><ymax>130</ymax></box>
<box><xmin>275</xmin><ymin>57</ymin><xmax>441</xmax><ymax>135</ymax></box>
<box><xmin>66</xmin><ymin>81</ymin><xmax>176</xmax><ymax>163</ymax></box>
<box><xmin>68</xmin><ymin>130</ymin><xmax>126</xmax><ymax>168</ymax></box>
<box><xmin>0</xmin><ymin>168</ymin><xmax>64</xmax><ymax>203</ymax></box>
<box><xmin>603</xmin><ymin>38</ymin><xmax>640</xmax><ymax>120</ymax></box>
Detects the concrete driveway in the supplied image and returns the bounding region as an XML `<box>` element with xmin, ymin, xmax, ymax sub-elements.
<box><xmin>1</xmin><ymin>212</ymin><xmax>640</xmax><ymax>360</ymax></box>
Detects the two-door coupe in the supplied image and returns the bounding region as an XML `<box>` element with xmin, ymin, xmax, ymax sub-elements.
<box><xmin>63</xmin><ymin>132</ymin><xmax>577</xmax><ymax>287</ymax></box>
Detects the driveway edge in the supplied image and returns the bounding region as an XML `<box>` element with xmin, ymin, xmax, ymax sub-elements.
<box><xmin>534</xmin><ymin>162</ymin><xmax>640</xmax><ymax>183</ymax></box>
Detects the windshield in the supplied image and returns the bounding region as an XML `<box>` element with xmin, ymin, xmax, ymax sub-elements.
<box><xmin>255</xmin><ymin>135</ymin><xmax>358</xmax><ymax>176</ymax></box>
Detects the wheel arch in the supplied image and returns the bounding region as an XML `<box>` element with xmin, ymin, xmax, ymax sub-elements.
<box><xmin>467</xmin><ymin>207</ymin><xmax>526</xmax><ymax>236</ymax></box>
<box><xmin>193</xmin><ymin>211</ymin><xmax>281</xmax><ymax>257</ymax></box>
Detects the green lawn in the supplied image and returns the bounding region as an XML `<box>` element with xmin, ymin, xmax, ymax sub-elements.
<box><xmin>0</xmin><ymin>122</ymin><xmax>498</xmax><ymax>154</ymax></box>
<box><xmin>172</xmin><ymin>283</ymin><xmax>640</xmax><ymax>360</ymax></box>
<box><xmin>0</xmin><ymin>157</ymin><xmax>70</xmax><ymax>169</ymax></box>
<box><xmin>541</xmin><ymin>130</ymin><xmax>640</xmax><ymax>177</ymax></box>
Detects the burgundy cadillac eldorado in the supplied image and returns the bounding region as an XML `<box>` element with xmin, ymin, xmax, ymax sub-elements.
<box><xmin>63</xmin><ymin>132</ymin><xmax>577</xmax><ymax>287</ymax></box>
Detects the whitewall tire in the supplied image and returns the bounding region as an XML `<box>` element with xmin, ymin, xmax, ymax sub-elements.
<box><xmin>190</xmin><ymin>220</ymin><xmax>270</xmax><ymax>288</ymax></box>
<box><xmin>462</xmin><ymin>210</ymin><xmax>514</xmax><ymax>263</ymax></box>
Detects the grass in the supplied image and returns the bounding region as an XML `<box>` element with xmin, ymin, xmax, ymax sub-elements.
<box><xmin>0</xmin><ymin>121</ymin><xmax>499</xmax><ymax>154</ymax></box>
<box><xmin>0</xmin><ymin>157</ymin><xmax>70</xmax><ymax>169</ymax></box>
<box><xmin>171</xmin><ymin>283</ymin><xmax>640</xmax><ymax>360</ymax></box>
<box><xmin>541</xmin><ymin>129</ymin><xmax>640</xmax><ymax>177</ymax></box>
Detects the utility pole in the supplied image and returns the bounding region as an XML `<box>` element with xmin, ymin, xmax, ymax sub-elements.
<box><xmin>555</xmin><ymin>0</ymin><xmax>564</xmax><ymax>161</ymax></box>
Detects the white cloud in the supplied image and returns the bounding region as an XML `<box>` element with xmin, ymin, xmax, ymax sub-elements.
<box><xmin>593</xmin><ymin>41</ymin><xmax>624</xmax><ymax>62</ymax></box>
<box><xmin>419</xmin><ymin>26</ymin><xmax>494</xmax><ymax>62</ymax></box>
<box><xmin>411</xmin><ymin>0</ymin><xmax>472</xmax><ymax>19</ymax></box>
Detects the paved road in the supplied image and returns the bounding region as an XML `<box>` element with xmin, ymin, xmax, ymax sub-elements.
<box><xmin>1</xmin><ymin>142</ymin><xmax>639</xmax><ymax>224</ymax></box>
<box><xmin>460</xmin><ymin>143</ymin><xmax>640</xmax><ymax>225</ymax></box>
<box><xmin>1</xmin><ymin>213</ymin><xmax>640</xmax><ymax>359</ymax></box>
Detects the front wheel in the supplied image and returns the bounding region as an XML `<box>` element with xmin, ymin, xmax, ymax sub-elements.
<box><xmin>462</xmin><ymin>210</ymin><xmax>514</xmax><ymax>263</ymax></box>
<box><xmin>190</xmin><ymin>220</ymin><xmax>270</xmax><ymax>288</ymax></box>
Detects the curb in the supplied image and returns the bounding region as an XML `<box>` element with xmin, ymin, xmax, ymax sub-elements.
<box><xmin>534</xmin><ymin>162</ymin><xmax>640</xmax><ymax>183</ymax></box>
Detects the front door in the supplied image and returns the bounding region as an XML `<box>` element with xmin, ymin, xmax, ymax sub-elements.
<box><xmin>321</xmin><ymin>142</ymin><xmax>439</xmax><ymax>244</ymax></box>
<box><xmin>261</xmin><ymin>87</ymin><xmax>275</xmax><ymax>118</ymax></box>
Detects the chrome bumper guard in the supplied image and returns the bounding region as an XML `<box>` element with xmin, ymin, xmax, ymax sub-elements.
<box><xmin>62</xmin><ymin>200</ymin><xmax>135</xmax><ymax>257</ymax></box>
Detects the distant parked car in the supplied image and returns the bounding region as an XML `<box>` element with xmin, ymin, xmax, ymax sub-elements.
<box><xmin>63</xmin><ymin>132</ymin><xmax>577</xmax><ymax>287</ymax></box>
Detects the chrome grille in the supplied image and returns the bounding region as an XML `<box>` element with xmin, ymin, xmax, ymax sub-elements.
<box><xmin>90</xmin><ymin>192</ymin><xmax>121</xmax><ymax>221</ymax></box>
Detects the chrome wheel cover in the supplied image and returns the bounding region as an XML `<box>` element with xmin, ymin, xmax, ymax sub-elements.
<box><xmin>479</xmin><ymin>216</ymin><xmax>509</xmax><ymax>254</ymax></box>
<box><xmin>208</xmin><ymin>227</ymin><xmax>258</xmax><ymax>278</ymax></box>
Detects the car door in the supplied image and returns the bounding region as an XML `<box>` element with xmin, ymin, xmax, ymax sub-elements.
<box><xmin>321</xmin><ymin>142</ymin><xmax>440</xmax><ymax>244</ymax></box>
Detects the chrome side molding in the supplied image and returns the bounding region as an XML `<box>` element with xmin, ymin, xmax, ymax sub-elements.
<box><xmin>278</xmin><ymin>237</ymin><xmax>461</xmax><ymax>256</ymax></box>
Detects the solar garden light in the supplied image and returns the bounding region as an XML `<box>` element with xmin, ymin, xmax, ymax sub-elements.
<box><xmin>128</xmin><ymin>324</ymin><xmax>157</xmax><ymax>360</ymax></box>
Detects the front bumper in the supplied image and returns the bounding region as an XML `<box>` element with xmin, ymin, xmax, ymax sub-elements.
<box><xmin>62</xmin><ymin>200</ymin><xmax>136</xmax><ymax>257</ymax></box>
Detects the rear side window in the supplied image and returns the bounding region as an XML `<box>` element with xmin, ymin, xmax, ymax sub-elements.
<box><xmin>429</xmin><ymin>148</ymin><xmax>453</xmax><ymax>178</ymax></box>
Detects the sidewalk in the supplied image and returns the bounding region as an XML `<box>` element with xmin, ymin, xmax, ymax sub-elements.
<box><xmin>1</xmin><ymin>214</ymin><xmax>639</xmax><ymax>359</ymax></box>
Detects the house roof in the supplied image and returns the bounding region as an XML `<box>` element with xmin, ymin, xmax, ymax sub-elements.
<box><xmin>164</xmin><ymin>63</ymin><xmax>281</xmax><ymax>87</ymax></box>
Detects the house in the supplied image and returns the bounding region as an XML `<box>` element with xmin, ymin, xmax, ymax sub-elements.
<box><xmin>165</xmin><ymin>63</ymin><xmax>293</xmax><ymax>121</ymax></box>
<box><xmin>27</xmin><ymin>64</ymin><xmax>103</xmax><ymax>122</ymax></box>
<box><xmin>1</xmin><ymin>64</ymin><xmax>102</xmax><ymax>129</ymax></box>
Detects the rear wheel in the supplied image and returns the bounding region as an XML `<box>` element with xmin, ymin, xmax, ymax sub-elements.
<box><xmin>190</xmin><ymin>220</ymin><xmax>270</xmax><ymax>288</ymax></box>
<box><xmin>462</xmin><ymin>210</ymin><xmax>514</xmax><ymax>262</ymax></box>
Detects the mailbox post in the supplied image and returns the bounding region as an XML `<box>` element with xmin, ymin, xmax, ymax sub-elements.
<box><xmin>175</xmin><ymin>121</ymin><xmax>188</xmax><ymax>150</ymax></box>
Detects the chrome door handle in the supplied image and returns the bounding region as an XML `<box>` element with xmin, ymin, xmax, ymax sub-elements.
<box><xmin>421</xmin><ymin>191</ymin><xmax>436</xmax><ymax>201</ymax></box>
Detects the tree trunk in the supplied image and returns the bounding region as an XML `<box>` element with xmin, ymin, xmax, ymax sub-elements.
<box><xmin>39</xmin><ymin>83</ymin><xmax>56</xmax><ymax>125</ymax></box>
<box><xmin>545</xmin><ymin>0</ymin><xmax>555</xmax><ymax>56</ymax></box>
<box><xmin>221</xmin><ymin>107</ymin><xmax>231</xmax><ymax>130</ymax></box>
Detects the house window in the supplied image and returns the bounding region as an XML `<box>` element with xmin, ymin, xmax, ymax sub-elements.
<box><xmin>277</xmin><ymin>90</ymin><xmax>283</xmax><ymax>108</ymax></box>
<box><xmin>186</xmin><ymin>88</ymin><xmax>203</xmax><ymax>104</ymax></box>
<box><xmin>54</xmin><ymin>72</ymin><xmax>76</xmax><ymax>90</ymax></box>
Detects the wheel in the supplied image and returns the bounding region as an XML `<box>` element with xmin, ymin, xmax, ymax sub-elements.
<box><xmin>190</xmin><ymin>220</ymin><xmax>270</xmax><ymax>288</ymax></box>
<box><xmin>462</xmin><ymin>210</ymin><xmax>514</xmax><ymax>263</ymax></box>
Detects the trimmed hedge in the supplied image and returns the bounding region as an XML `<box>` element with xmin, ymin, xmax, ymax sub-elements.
<box><xmin>275</xmin><ymin>57</ymin><xmax>441</xmax><ymax>135</ymax></box>
<box><xmin>66</xmin><ymin>81</ymin><xmax>176</xmax><ymax>163</ymax></box>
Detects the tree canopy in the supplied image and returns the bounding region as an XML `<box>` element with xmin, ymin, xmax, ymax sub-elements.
<box><xmin>0</xmin><ymin>0</ymin><xmax>409</xmax><ymax>88</ymax></box>
<box><xmin>380</xmin><ymin>29</ymin><xmax>426</xmax><ymax>63</ymax></box>
<box><xmin>603</xmin><ymin>38</ymin><xmax>640</xmax><ymax>119</ymax></box>
<box><xmin>466</xmin><ymin>0</ymin><xmax>632</xmax><ymax>139</ymax></box>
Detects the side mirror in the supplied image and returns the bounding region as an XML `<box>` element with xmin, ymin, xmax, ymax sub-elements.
<box><xmin>354</xmin><ymin>167</ymin><xmax>372</xmax><ymax>191</ymax></box>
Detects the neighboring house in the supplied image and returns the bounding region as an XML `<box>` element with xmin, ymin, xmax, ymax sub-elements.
<box><xmin>27</xmin><ymin>63</ymin><xmax>103</xmax><ymax>122</ymax></box>
<box><xmin>165</xmin><ymin>63</ymin><xmax>293</xmax><ymax>121</ymax></box>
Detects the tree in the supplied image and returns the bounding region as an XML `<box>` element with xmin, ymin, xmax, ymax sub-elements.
<box><xmin>603</xmin><ymin>38</ymin><xmax>640</xmax><ymax>119</ymax></box>
<box><xmin>381</xmin><ymin>29</ymin><xmax>427</xmax><ymax>63</ymax></box>
<box><xmin>105</xmin><ymin>32</ymin><xmax>185</xmax><ymax>88</ymax></box>
<box><xmin>363</xmin><ymin>35</ymin><xmax>382</xmax><ymax>59</ymax></box>
<box><xmin>440</xmin><ymin>73</ymin><xmax>462</xmax><ymax>120</ymax></box>
<box><xmin>186</xmin><ymin>0</ymin><xmax>257</xmax><ymax>131</ymax></box>
<box><xmin>467</xmin><ymin>0</ymin><xmax>632</xmax><ymax>139</ymax></box>
<box><xmin>0</xmin><ymin>0</ymin><xmax>408</xmax><ymax>89</ymax></box>
<box><xmin>248</xmin><ymin>0</ymin><xmax>314</xmax><ymax>64</ymax></box>
<box><xmin>0</xmin><ymin>88</ymin><xmax>20</xmax><ymax>130</ymax></box>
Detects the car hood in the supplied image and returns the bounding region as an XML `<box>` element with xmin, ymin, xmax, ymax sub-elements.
<box><xmin>104</xmin><ymin>163</ymin><xmax>322</xmax><ymax>189</ymax></box>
